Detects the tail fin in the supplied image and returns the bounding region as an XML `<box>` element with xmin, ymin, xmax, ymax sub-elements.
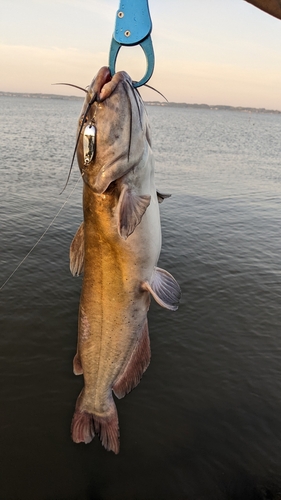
<box><xmin>71</xmin><ymin>409</ymin><xmax>95</xmax><ymax>444</ymax></box>
<box><xmin>71</xmin><ymin>392</ymin><xmax>120</xmax><ymax>454</ymax></box>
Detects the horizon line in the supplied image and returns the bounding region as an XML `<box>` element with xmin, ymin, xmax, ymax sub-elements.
<box><xmin>1</xmin><ymin>90</ymin><xmax>281</xmax><ymax>114</ymax></box>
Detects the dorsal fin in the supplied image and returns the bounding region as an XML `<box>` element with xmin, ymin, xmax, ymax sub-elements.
<box><xmin>156</xmin><ymin>190</ymin><xmax>171</xmax><ymax>204</ymax></box>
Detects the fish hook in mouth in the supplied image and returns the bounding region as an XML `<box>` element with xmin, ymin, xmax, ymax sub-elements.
<box><xmin>59</xmin><ymin>69</ymin><xmax>113</xmax><ymax>193</ymax></box>
<box><xmin>60</xmin><ymin>94</ymin><xmax>98</xmax><ymax>194</ymax></box>
<box><xmin>60</xmin><ymin>75</ymin><xmax>125</xmax><ymax>194</ymax></box>
<box><xmin>52</xmin><ymin>82</ymin><xmax>97</xmax><ymax>194</ymax></box>
<box><xmin>57</xmin><ymin>69</ymin><xmax>168</xmax><ymax>193</ymax></box>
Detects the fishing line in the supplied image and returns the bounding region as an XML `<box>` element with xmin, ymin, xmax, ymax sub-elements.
<box><xmin>0</xmin><ymin>176</ymin><xmax>81</xmax><ymax>291</ymax></box>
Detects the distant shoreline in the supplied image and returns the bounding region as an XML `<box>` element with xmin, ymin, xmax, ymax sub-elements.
<box><xmin>0</xmin><ymin>91</ymin><xmax>82</xmax><ymax>101</ymax></box>
<box><xmin>1</xmin><ymin>90</ymin><xmax>280</xmax><ymax>115</ymax></box>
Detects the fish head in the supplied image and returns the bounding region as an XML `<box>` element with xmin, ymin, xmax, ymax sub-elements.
<box><xmin>76</xmin><ymin>67</ymin><xmax>151</xmax><ymax>194</ymax></box>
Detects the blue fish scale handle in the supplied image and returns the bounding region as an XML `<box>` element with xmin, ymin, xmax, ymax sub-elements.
<box><xmin>109</xmin><ymin>0</ymin><xmax>155</xmax><ymax>88</ymax></box>
<box><xmin>114</xmin><ymin>0</ymin><xmax>152</xmax><ymax>45</ymax></box>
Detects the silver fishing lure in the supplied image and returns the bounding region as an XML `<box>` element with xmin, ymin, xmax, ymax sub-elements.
<box><xmin>83</xmin><ymin>123</ymin><xmax>96</xmax><ymax>166</ymax></box>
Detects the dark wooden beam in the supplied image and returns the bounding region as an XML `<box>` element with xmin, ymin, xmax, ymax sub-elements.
<box><xmin>245</xmin><ymin>0</ymin><xmax>281</xmax><ymax>20</ymax></box>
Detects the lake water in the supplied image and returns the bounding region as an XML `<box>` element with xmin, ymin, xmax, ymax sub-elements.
<box><xmin>1</xmin><ymin>95</ymin><xmax>281</xmax><ymax>500</ymax></box>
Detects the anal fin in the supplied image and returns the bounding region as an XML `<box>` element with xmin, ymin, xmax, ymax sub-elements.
<box><xmin>113</xmin><ymin>319</ymin><xmax>150</xmax><ymax>399</ymax></box>
<box><xmin>117</xmin><ymin>185</ymin><xmax>151</xmax><ymax>239</ymax></box>
<box><xmin>70</xmin><ymin>222</ymin><xmax>84</xmax><ymax>276</ymax></box>
<box><xmin>143</xmin><ymin>267</ymin><xmax>181</xmax><ymax>311</ymax></box>
<box><xmin>73</xmin><ymin>353</ymin><xmax>83</xmax><ymax>375</ymax></box>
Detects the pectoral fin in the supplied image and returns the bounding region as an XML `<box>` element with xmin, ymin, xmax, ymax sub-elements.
<box><xmin>156</xmin><ymin>190</ymin><xmax>171</xmax><ymax>204</ymax></box>
<box><xmin>117</xmin><ymin>185</ymin><xmax>151</xmax><ymax>240</ymax></box>
<box><xmin>143</xmin><ymin>267</ymin><xmax>181</xmax><ymax>311</ymax></box>
<box><xmin>70</xmin><ymin>222</ymin><xmax>84</xmax><ymax>276</ymax></box>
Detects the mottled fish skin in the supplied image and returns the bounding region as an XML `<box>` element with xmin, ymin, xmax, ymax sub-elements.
<box><xmin>70</xmin><ymin>67</ymin><xmax>181</xmax><ymax>454</ymax></box>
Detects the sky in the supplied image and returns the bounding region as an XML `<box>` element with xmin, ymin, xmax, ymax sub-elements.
<box><xmin>1</xmin><ymin>0</ymin><xmax>281</xmax><ymax>109</ymax></box>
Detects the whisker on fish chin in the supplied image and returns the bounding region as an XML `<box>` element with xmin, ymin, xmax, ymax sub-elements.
<box><xmin>122</xmin><ymin>82</ymin><xmax>133</xmax><ymax>162</ymax></box>
<box><xmin>141</xmin><ymin>83</ymin><xmax>169</xmax><ymax>103</ymax></box>
<box><xmin>127</xmin><ymin>82</ymin><xmax>143</xmax><ymax>130</ymax></box>
<box><xmin>52</xmin><ymin>83</ymin><xmax>88</xmax><ymax>93</ymax></box>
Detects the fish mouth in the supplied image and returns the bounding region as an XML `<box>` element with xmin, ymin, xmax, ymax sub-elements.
<box><xmin>88</xmin><ymin>67</ymin><xmax>133</xmax><ymax>104</ymax></box>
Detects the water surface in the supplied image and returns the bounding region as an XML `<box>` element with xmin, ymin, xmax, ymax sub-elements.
<box><xmin>1</xmin><ymin>96</ymin><xmax>281</xmax><ymax>499</ymax></box>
